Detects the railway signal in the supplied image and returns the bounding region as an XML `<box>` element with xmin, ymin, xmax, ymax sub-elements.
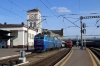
<box><xmin>80</xmin><ymin>15</ymin><xmax>100</xmax><ymax>50</ymax></box>
<box><xmin>82</xmin><ymin>29</ymin><xmax>86</xmax><ymax>34</ymax></box>
<box><xmin>83</xmin><ymin>23</ymin><xmax>86</xmax><ymax>28</ymax></box>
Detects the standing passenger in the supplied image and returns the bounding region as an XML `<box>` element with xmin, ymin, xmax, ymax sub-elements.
<box><xmin>76</xmin><ymin>41</ymin><xmax>79</xmax><ymax>47</ymax></box>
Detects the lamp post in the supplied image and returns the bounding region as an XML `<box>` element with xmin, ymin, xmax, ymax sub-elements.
<box><xmin>27</xmin><ymin>20</ymin><xmax>29</xmax><ymax>51</ymax></box>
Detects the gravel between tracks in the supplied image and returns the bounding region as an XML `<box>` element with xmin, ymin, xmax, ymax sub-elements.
<box><xmin>19</xmin><ymin>48</ymin><xmax>69</xmax><ymax>66</ymax></box>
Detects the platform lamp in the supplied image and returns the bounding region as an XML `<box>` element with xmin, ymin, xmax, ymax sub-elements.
<box><xmin>27</xmin><ymin>20</ymin><xmax>29</xmax><ymax>51</ymax></box>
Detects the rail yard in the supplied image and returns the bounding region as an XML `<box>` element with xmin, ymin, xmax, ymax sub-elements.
<box><xmin>0</xmin><ymin>46</ymin><xmax>100</xmax><ymax>66</ymax></box>
<box><xmin>0</xmin><ymin>0</ymin><xmax>100</xmax><ymax>66</ymax></box>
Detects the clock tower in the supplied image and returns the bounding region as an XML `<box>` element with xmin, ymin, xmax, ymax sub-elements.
<box><xmin>27</xmin><ymin>8</ymin><xmax>42</xmax><ymax>33</ymax></box>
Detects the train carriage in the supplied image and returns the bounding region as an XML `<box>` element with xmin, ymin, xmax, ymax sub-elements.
<box><xmin>34</xmin><ymin>33</ymin><xmax>62</xmax><ymax>52</ymax></box>
<box><xmin>66</xmin><ymin>39</ymin><xmax>73</xmax><ymax>47</ymax></box>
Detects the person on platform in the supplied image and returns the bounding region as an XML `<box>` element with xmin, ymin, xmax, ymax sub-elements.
<box><xmin>76</xmin><ymin>41</ymin><xmax>79</xmax><ymax>47</ymax></box>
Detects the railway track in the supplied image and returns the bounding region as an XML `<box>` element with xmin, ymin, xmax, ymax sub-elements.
<box><xmin>0</xmin><ymin>52</ymin><xmax>42</xmax><ymax>65</ymax></box>
<box><xmin>89</xmin><ymin>47</ymin><xmax>100</xmax><ymax>60</ymax></box>
<box><xmin>0</xmin><ymin>48</ymin><xmax>69</xmax><ymax>66</ymax></box>
<box><xmin>22</xmin><ymin>48</ymin><xmax>71</xmax><ymax>66</ymax></box>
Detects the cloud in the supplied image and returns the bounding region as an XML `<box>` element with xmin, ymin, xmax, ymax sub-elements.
<box><xmin>89</xmin><ymin>11</ymin><xmax>98</xmax><ymax>13</ymax></box>
<box><xmin>58</xmin><ymin>7</ymin><xmax>71</xmax><ymax>13</ymax></box>
<box><xmin>51</xmin><ymin>7</ymin><xmax>57</xmax><ymax>10</ymax></box>
<box><xmin>51</xmin><ymin>7</ymin><xmax>71</xmax><ymax>13</ymax></box>
<box><xmin>80</xmin><ymin>11</ymin><xmax>98</xmax><ymax>14</ymax></box>
<box><xmin>80</xmin><ymin>11</ymin><xmax>88</xmax><ymax>14</ymax></box>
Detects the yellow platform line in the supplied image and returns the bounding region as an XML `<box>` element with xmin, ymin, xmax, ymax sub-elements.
<box><xmin>87</xmin><ymin>48</ymin><xmax>97</xmax><ymax>66</ymax></box>
<box><xmin>60</xmin><ymin>50</ymin><xmax>73</xmax><ymax>66</ymax></box>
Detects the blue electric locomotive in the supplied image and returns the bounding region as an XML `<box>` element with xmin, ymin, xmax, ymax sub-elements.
<box><xmin>34</xmin><ymin>33</ymin><xmax>62</xmax><ymax>52</ymax></box>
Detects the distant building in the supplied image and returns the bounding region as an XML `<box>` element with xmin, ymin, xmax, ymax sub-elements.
<box><xmin>42</xmin><ymin>28</ymin><xmax>64</xmax><ymax>39</ymax></box>
<box><xmin>50</xmin><ymin>28</ymin><xmax>64</xmax><ymax>36</ymax></box>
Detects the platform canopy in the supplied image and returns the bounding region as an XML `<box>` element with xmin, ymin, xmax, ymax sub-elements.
<box><xmin>0</xmin><ymin>30</ymin><xmax>11</xmax><ymax>34</ymax></box>
<box><xmin>0</xmin><ymin>30</ymin><xmax>14</xmax><ymax>40</ymax></box>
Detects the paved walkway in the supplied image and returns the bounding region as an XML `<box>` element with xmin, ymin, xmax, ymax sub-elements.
<box><xmin>64</xmin><ymin>47</ymin><xmax>94</xmax><ymax>66</ymax></box>
<box><xmin>0</xmin><ymin>48</ymin><xmax>33</xmax><ymax>58</ymax></box>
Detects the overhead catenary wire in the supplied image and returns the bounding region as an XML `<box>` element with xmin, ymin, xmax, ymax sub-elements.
<box><xmin>45</xmin><ymin>0</ymin><xmax>68</xmax><ymax>27</ymax></box>
<box><xmin>43</xmin><ymin>0</ymin><xmax>70</xmax><ymax>37</ymax></box>
<box><xmin>45</xmin><ymin>0</ymin><xmax>82</xmax><ymax>38</ymax></box>
<box><xmin>0</xmin><ymin>12</ymin><xmax>22</xmax><ymax>20</ymax></box>
<box><xmin>45</xmin><ymin>0</ymin><xmax>60</xmax><ymax>15</ymax></box>
<box><xmin>73</xmin><ymin>19</ymin><xmax>80</xmax><ymax>23</ymax></box>
<box><xmin>45</xmin><ymin>19</ymin><xmax>51</xmax><ymax>28</ymax></box>
<box><xmin>36</xmin><ymin>19</ymin><xmax>46</xmax><ymax>25</ymax></box>
<box><xmin>9</xmin><ymin>0</ymin><xmax>12</xmax><ymax>11</ymax></box>
<box><xmin>90</xmin><ymin>20</ymin><xmax>100</xmax><ymax>35</ymax></box>
<box><xmin>95</xmin><ymin>19</ymin><xmax>100</xmax><ymax>26</ymax></box>
<box><xmin>64</xmin><ymin>17</ymin><xmax>80</xmax><ymax>29</ymax></box>
<box><xmin>90</xmin><ymin>27</ymin><xmax>98</xmax><ymax>35</ymax></box>
<box><xmin>8</xmin><ymin>0</ymin><xmax>27</xmax><ymax>17</ymax></box>
<box><xmin>40</xmin><ymin>0</ymin><xmax>65</xmax><ymax>28</ymax></box>
<box><xmin>58</xmin><ymin>15</ymin><xmax>71</xmax><ymax>38</ymax></box>
<box><xmin>8</xmin><ymin>0</ymin><xmax>54</xmax><ymax>28</ymax></box>
<box><xmin>8</xmin><ymin>0</ymin><xmax>27</xmax><ymax>12</ymax></box>
<box><xmin>0</xmin><ymin>5</ymin><xmax>26</xmax><ymax>20</ymax></box>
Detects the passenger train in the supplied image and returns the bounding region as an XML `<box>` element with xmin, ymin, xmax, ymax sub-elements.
<box><xmin>65</xmin><ymin>39</ymin><xmax>73</xmax><ymax>47</ymax></box>
<box><xmin>85</xmin><ymin>41</ymin><xmax>100</xmax><ymax>47</ymax></box>
<box><xmin>34</xmin><ymin>33</ymin><xmax>62</xmax><ymax>52</ymax></box>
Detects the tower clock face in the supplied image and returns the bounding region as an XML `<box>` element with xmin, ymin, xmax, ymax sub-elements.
<box><xmin>29</xmin><ymin>14</ymin><xmax>35</xmax><ymax>19</ymax></box>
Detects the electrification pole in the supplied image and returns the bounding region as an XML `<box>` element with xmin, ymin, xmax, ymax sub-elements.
<box><xmin>83</xmin><ymin>23</ymin><xmax>86</xmax><ymax>49</ymax></box>
<box><xmin>80</xmin><ymin>16</ymin><xmax>83</xmax><ymax>49</ymax></box>
<box><xmin>80</xmin><ymin>15</ymin><xmax>100</xmax><ymax>50</ymax></box>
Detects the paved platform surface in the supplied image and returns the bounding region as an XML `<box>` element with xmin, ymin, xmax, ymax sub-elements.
<box><xmin>0</xmin><ymin>48</ymin><xmax>33</xmax><ymax>58</ymax></box>
<box><xmin>64</xmin><ymin>47</ymin><xmax>94</xmax><ymax>66</ymax></box>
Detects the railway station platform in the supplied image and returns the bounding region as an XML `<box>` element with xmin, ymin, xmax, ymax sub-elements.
<box><xmin>63</xmin><ymin>47</ymin><xmax>95</xmax><ymax>66</ymax></box>
<box><xmin>0</xmin><ymin>48</ymin><xmax>33</xmax><ymax>59</ymax></box>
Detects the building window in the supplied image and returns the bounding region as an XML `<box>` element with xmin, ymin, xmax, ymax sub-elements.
<box><xmin>34</xmin><ymin>22</ymin><xmax>36</xmax><ymax>27</ymax></box>
<box><xmin>30</xmin><ymin>34</ymin><xmax>32</xmax><ymax>39</ymax></box>
<box><xmin>32</xmin><ymin>34</ymin><xmax>33</xmax><ymax>39</ymax></box>
<box><xmin>28</xmin><ymin>33</ymin><xmax>30</xmax><ymax>38</ymax></box>
<box><xmin>30</xmin><ymin>34</ymin><xmax>31</xmax><ymax>39</ymax></box>
<box><xmin>30</xmin><ymin>22</ymin><xmax>32</xmax><ymax>27</ymax></box>
<box><xmin>36</xmin><ymin>29</ymin><xmax>38</xmax><ymax>32</ymax></box>
<box><xmin>31</xmin><ymin>34</ymin><xmax>32</xmax><ymax>39</ymax></box>
<box><xmin>33</xmin><ymin>34</ymin><xmax>34</xmax><ymax>39</ymax></box>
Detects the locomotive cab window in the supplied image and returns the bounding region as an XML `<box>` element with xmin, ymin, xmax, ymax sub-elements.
<box><xmin>34</xmin><ymin>36</ymin><xmax>39</xmax><ymax>39</ymax></box>
<box><xmin>40</xmin><ymin>36</ymin><xmax>44</xmax><ymax>39</ymax></box>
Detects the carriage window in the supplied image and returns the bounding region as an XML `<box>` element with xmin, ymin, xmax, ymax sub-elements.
<box><xmin>40</xmin><ymin>36</ymin><xmax>44</xmax><ymax>39</ymax></box>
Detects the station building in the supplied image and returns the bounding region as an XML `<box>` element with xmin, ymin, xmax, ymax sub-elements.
<box><xmin>0</xmin><ymin>8</ymin><xmax>42</xmax><ymax>48</ymax></box>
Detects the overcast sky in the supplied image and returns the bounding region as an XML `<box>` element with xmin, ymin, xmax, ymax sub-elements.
<box><xmin>0</xmin><ymin>0</ymin><xmax>100</xmax><ymax>38</ymax></box>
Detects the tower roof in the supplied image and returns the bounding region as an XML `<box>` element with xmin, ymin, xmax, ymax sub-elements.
<box><xmin>27</xmin><ymin>8</ymin><xmax>40</xmax><ymax>13</ymax></box>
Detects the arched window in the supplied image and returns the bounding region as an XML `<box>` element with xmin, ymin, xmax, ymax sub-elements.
<box><xmin>30</xmin><ymin>22</ymin><xmax>32</xmax><ymax>27</ymax></box>
<box><xmin>34</xmin><ymin>22</ymin><xmax>36</xmax><ymax>27</ymax></box>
